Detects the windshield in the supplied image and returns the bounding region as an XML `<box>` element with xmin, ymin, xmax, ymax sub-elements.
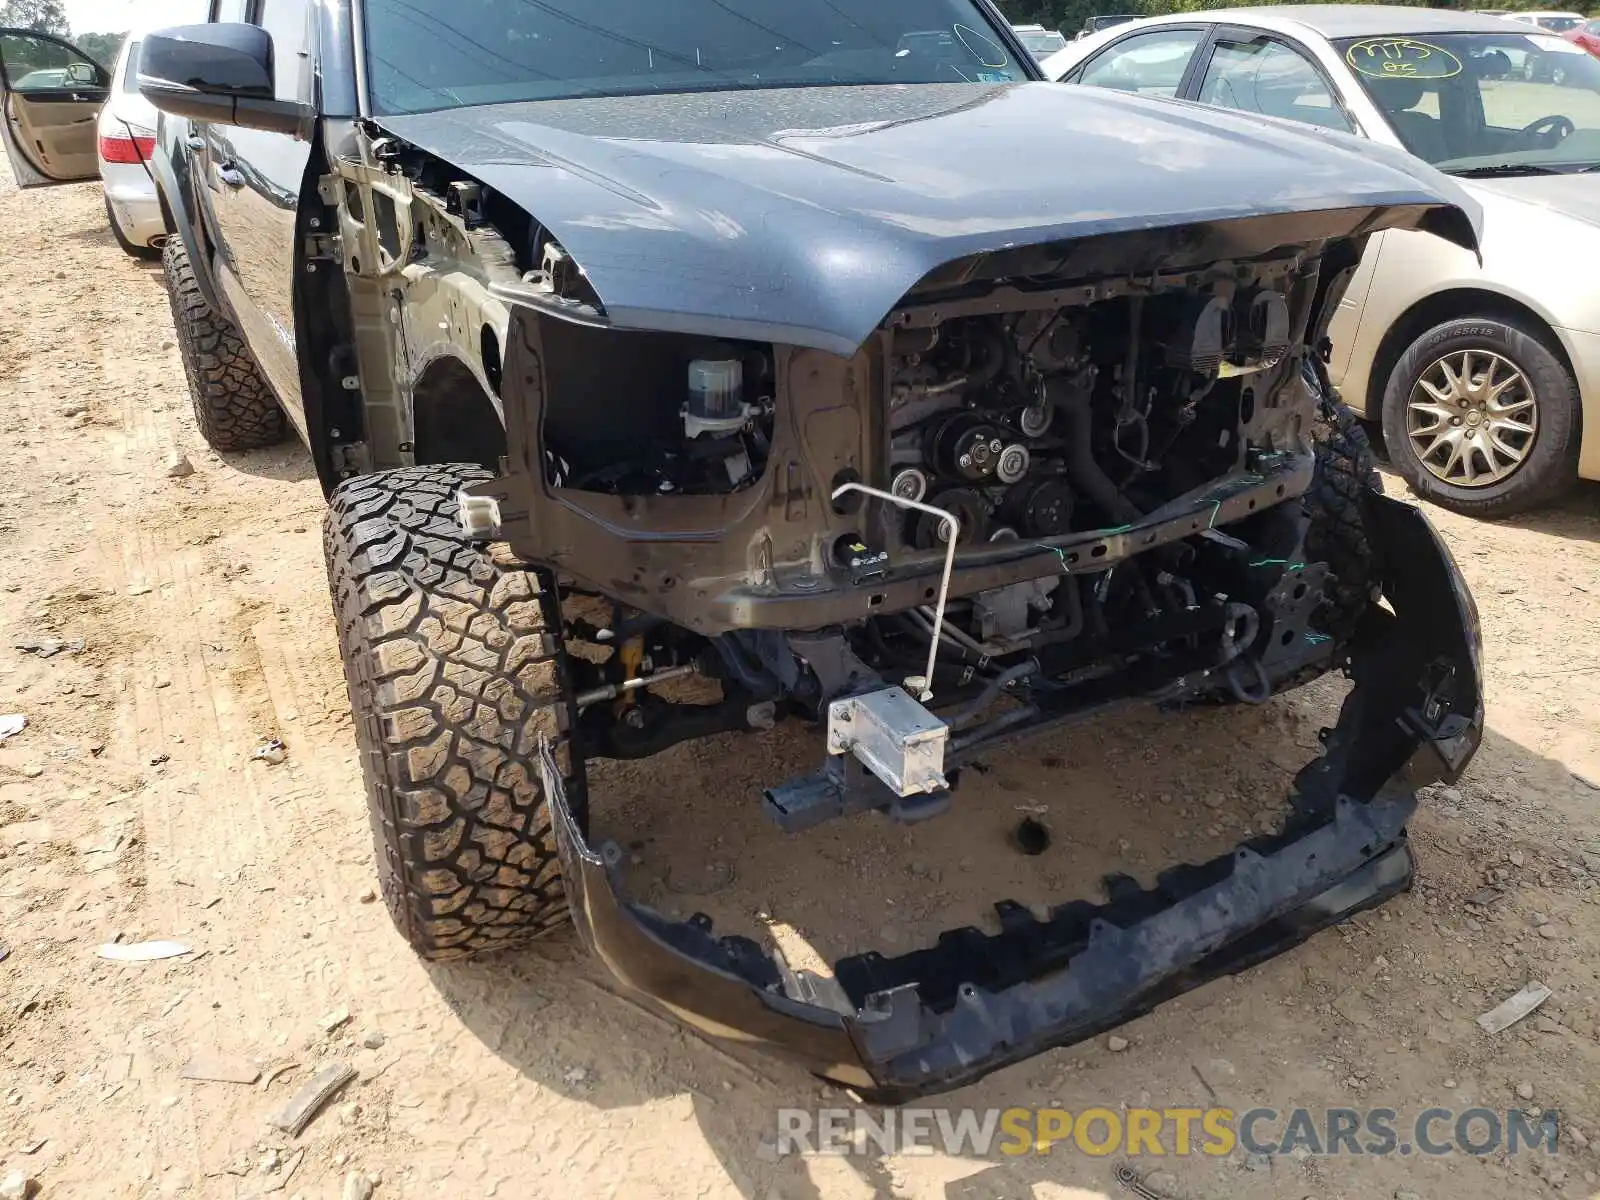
<box><xmin>1535</xmin><ymin>16</ymin><xmax>1582</xmax><ymax>31</ymax></box>
<box><xmin>363</xmin><ymin>0</ymin><xmax>1033</xmax><ymax>115</ymax></box>
<box><xmin>1335</xmin><ymin>31</ymin><xmax>1600</xmax><ymax>173</ymax></box>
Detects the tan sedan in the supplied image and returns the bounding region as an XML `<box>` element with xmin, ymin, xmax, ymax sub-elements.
<box><xmin>1046</xmin><ymin>6</ymin><xmax>1600</xmax><ymax>516</ymax></box>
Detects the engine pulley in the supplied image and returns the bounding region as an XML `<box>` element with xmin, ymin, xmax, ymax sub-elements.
<box><xmin>1005</xmin><ymin>479</ymin><xmax>1074</xmax><ymax>538</ymax></box>
<box><xmin>913</xmin><ymin>488</ymin><xmax>987</xmax><ymax>548</ymax></box>
<box><xmin>927</xmin><ymin>412</ymin><xmax>1004</xmax><ymax>484</ymax></box>
<box><xmin>891</xmin><ymin>466</ymin><xmax>929</xmax><ymax>504</ymax></box>
<box><xmin>996</xmin><ymin>443</ymin><xmax>1031</xmax><ymax>485</ymax></box>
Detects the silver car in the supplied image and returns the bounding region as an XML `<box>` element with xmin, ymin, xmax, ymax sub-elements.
<box><xmin>1046</xmin><ymin>6</ymin><xmax>1600</xmax><ymax>517</ymax></box>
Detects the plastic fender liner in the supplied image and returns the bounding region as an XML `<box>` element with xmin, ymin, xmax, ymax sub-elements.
<box><xmin>150</xmin><ymin>144</ymin><xmax>224</xmax><ymax>317</ymax></box>
<box><xmin>536</xmin><ymin>490</ymin><xmax>1482</xmax><ymax>1100</ymax></box>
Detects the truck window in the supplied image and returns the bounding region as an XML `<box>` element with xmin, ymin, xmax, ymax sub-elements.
<box><xmin>361</xmin><ymin>0</ymin><xmax>1033</xmax><ymax>115</ymax></box>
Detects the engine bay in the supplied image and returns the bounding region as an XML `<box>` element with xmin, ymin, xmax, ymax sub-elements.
<box><xmin>883</xmin><ymin>283</ymin><xmax>1293</xmax><ymax>549</ymax></box>
<box><xmin>539</xmin><ymin>268</ymin><xmax>1302</xmax><ymax>513</ymax></box>
<box><xmin>529</xmin><ymin>258</ymin><xmax>1339</xmax><ymax>767</ymax></box>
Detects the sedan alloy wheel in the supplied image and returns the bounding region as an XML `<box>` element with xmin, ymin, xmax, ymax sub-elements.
<box><xmin>1405</xmin><ymin>349</ymin><xmax>1537</xmax><ymax>488</ymax></box>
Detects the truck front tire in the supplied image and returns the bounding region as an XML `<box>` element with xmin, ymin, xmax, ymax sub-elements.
<box><xmin>324</xmin><ymin>465</ymin><xmax>586</xmax><ymax>959</ymax></box>
<box><xmin>1305</xmin><ymin>398</ymin><xmax>1382</xmax><ymax>641</ymax></box>
<box><xmin>163</xmin><ymin>237</ymin><xmax>285</xmax><ymax>452</ymax></box>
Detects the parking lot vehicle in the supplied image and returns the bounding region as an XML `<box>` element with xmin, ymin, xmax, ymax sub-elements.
<box><xmin>0</xmin><ymin>27</ymin><xmax>107</xmax><ymax>188</ymax></box>
<box><xmin>1505</xmin><ymin>10</ymin><xmax>1587</xmax><ymax>33</ymax></box>
<box><xmin>3</xmin><ymin>0</ymin><xmax>1485</xmax><ymax>1097</ymax></box>
<box><xmin>97</xmin><ymin>30</ymin><xmax>165</xmax><ymax>258</ymax></box>
<box><xmin>1012</xmin><ymin>23</ymin><xmax>1068</xmax><ymax>59</ymax></box>
<box><xmin>0</xmin><ymin>9</ymin><xmax>196</xmax><ymax>252</ymax></box>
<box><xmin>1076</xmin><ymin>13</ymin><xmax>1138</xmax><ymax>40</ymax></box>
<box><xmin>1568</xmin><ymin>18</ymin><xmax>1600</xmax><ymax>58</ymax></box>
<box><xmin>1047</xmin><ymin>7</ymin><xmax>1600</xmax><ymax>517</ymax></box>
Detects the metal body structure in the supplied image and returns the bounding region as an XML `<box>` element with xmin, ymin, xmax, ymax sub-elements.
<box><xmin>16</xmin><ymin>0</ymin><xmax>1490</xmax><ymax>1096</ymax></box>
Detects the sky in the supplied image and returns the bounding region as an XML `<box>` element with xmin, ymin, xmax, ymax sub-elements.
<box><xmin>63</xmin><ymin>0</ymin><xmax>208</xmax><ymax>36</ymax></box>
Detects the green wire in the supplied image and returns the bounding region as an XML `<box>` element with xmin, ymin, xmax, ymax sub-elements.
<box><xmin>1025</xmin><ymin>480</ymin><xmax>1285</xmax><ymax>571</ymax></box>
<box><xmin>1032</xmin><ymin>543</ymin><xmax>1071</xmax><ymax>572</ymax></box>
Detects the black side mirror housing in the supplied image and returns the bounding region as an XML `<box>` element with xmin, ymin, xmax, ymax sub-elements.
<box><xmin>138</xmin><ymin>23</ymin><xmax>310</xmax><ymax>135</ymax></box>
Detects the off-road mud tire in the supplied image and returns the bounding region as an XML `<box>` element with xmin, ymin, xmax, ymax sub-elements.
<box><xmin>325</xmin><ymin>465</ymin><xmax>587</xmax><ymax>960</ymax></box>
<box><xmin>163</xmin><ymin>237</ymin><xmax>284</xmax><ymax>451</ymax></box>
<box><xmin>1305</xmin><ymin>399</ymin><xmax>1382</xmax><ymax>641</ymax></box>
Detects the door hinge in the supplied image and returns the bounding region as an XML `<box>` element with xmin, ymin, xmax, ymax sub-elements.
<box><xmin>330</xmin><ymin>441</ymin><xmax>372</xmax><ymax>477</ymax></box>
<box><xmin>304</xmin><ymin>232</ymin><xmax>341</xmax><ymax>264</ymax></box>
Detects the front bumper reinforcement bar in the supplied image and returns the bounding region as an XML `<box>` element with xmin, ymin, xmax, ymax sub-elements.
<box><xmin>537</xmin><ymin>490</ymin><xmax>1483</xmax><ymax>1101</ymax></box>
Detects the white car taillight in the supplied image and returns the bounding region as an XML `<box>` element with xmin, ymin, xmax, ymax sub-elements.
<box><xmin>99</xmin><ymin>127</ymin><xmax>156</xmax><ymax>165</ymax></box>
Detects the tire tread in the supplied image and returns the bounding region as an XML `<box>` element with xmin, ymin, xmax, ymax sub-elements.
<box><xmin>163</xmin><ymin>237</ymin><xmax>284</xmax><ymax>452</ymax></box>
<box><xmin>1306</xmin><ymin>393</ymin><xmax>1381</xmax><ymax>640</ymax></box>
<box><xmin>324</xmin><ymin>464</ymin><xmax>584</xmax><ymax>960</ymax></box>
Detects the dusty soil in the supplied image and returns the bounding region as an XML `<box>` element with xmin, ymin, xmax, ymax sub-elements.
<box><xmin>1</xmin><ymin>176</ymin><xmax>1598</xmax><ymax>1200</ymax></box>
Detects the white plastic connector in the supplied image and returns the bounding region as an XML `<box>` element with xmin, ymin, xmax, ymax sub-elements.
<box><xmin>456</xmin><ymin>492</ymin><xmax>502</xmax><ymax>540</ymax></box>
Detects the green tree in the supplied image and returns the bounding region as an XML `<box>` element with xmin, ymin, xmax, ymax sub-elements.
<box><xmin>0</xmin><ymin>0</ymin><xmax>70</xmax><ymax>37</ymax></box>
<box><xmin>76</xmin><ymin>30</ymin><xmax>127</xmax><ymax>68</ymax></box>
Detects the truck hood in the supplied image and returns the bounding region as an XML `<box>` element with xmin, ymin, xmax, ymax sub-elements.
<box><xmin>382</xmin><ymin>82</ymin><xmax>1482</xmax><ymax>356</ymax></box>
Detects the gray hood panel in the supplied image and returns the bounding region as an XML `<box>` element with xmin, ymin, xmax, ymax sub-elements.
<box><xmin>383</xmin><ymin>83</ymin><xmax>1482</xmax><ymax>355</ymax></box>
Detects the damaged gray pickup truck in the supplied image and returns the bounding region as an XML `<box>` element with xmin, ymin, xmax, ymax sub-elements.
<box><xmin>121</xmin><ymin>0</ymin><xmax>1484</xmax><ymax>1098</ymax></box>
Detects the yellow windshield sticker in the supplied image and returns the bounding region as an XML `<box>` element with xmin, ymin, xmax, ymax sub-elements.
<box><xmin>1345</xmin><ymin>38</ymin><xmax>1463</xmax><ymax>80</ymax></box>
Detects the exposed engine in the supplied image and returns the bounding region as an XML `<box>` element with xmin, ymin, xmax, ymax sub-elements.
<box><xmin>885</xmin><ymin>286</ymin><xmax>1292</xmax><ymax>550</ymax></box>
<box><xmin>863</xmin><ymin>279</ymin><xmax>1308</xmax><ymax>673</ymax></box>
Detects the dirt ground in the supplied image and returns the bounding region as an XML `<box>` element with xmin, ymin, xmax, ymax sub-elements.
<box><xmin>1</xmin><ymin>174</ymin><xmax>1598</xmax><ymax>1200</ymax></box>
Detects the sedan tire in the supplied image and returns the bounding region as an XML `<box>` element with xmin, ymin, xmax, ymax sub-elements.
<box><xmin>1381</xmin><ymin>316</ymin><xmax>1580</xmax><ymax>518</ymax></box>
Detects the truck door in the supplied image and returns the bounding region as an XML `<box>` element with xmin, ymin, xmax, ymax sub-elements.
<box><xmin>206</xmin><ymin>0</ymin><xmax>313</xmax><ymax>435</ymax></box>
<box><xmin>0</xmin><ymin>28</ymin><xmax>109</xmax><ymax>187</ymax></box>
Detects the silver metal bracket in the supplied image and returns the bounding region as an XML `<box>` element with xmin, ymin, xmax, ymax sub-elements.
<box><xmin>827</xmin><ymin>686</ymin><xmax>949</xmax><ymax>798</ymax></box>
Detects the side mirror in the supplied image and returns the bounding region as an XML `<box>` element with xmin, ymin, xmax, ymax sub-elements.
<box><xmin>138</xmin><ymin>23</ymin><xmax>310</xmax><ymax>135</ymax></box>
